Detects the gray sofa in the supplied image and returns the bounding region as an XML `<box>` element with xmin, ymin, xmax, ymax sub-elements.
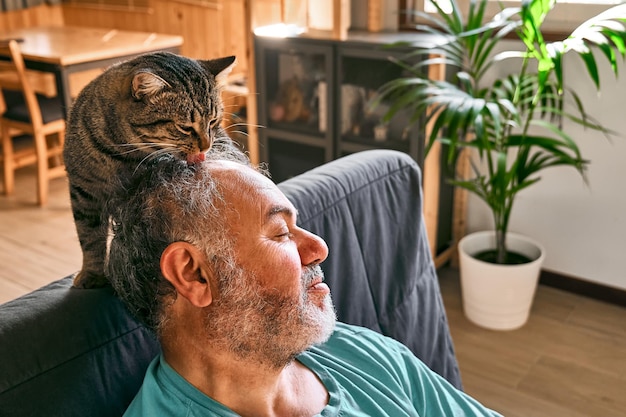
<box><xmin>0</xmin><ymin>149</ymin><xmax>461</xmax><ymax>416</ymax></box>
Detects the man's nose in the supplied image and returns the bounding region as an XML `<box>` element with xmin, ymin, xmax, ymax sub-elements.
<box><xmin>298</xmin><ymin>228</ymin><xmax>329</xmax><ymax>267</ymax></box>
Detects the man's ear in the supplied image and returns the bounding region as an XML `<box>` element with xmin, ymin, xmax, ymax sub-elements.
<box><xmin>161</xmin><ymin>242</ymin><xmax>213</xmax><ymax>308</ymax></box>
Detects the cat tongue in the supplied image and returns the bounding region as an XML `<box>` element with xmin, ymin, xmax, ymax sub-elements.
<box><xmin>187</xmin><ymin>153</ymin><xmax>206</xmax><ymax>165</ymax></box>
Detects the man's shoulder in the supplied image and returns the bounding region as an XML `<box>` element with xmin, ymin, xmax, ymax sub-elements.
<box><xmin>308</xmin><ymin>322</ymin><xmax>412</xmax><ymax>369</ymax></box>
<box><xmin>124</xmin><ymin>355</ymin><xmax>237</xmax><ymax>417</ymax></box>
<box><xmin>327</xmin><ymin>322</ymin><xmax>407</xmax><ymax>350</ymax></box>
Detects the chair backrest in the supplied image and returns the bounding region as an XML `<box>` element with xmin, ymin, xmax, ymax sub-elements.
<box><xmin>0</xmin><ymin>40</ymin><xmax>44</xmax><ymax>127</ymax></box>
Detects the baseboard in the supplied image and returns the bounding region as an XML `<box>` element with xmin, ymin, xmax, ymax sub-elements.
<box><xmin>540</xmin><ymin>269</ymin><xmax>626</xmax><ymax>307</ymax></box>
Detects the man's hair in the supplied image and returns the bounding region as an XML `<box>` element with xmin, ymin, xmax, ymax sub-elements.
<box><xmin>106</xmin><ymin>143</ymin><xmax>254</xmax><ymax>334</ymax></box>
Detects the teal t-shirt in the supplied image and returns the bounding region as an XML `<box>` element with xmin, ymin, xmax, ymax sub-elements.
<box><xmin>124</xmin><ymin>323</ymin><xmax>502</xmax><ymax>416</ymax></box>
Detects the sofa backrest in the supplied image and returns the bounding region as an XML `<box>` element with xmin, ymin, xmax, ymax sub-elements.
<box><xmin>0</xmin><ymin>149</ymin><xmax>461</xmax><ymax>417</ymax></box>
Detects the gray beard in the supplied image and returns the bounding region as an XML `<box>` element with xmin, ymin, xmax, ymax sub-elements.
<box><xmin>203</xmin><ymin>261</ymin><xmax>337</xmax><ymax>369</ymax></box>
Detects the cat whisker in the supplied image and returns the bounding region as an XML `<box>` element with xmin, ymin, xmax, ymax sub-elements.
<box><xmin>144</xmin><ymin>142</ymin><xmax>178</xmax><ymax>149</ymax></box>
<box><xmin>222</xmin><ymin>111</ymin><xmax>244</xmax><ymax>122</ymax></box>
<box><xmin>215</xmin><ymin>135</ymin><xmax>243</xmax><ymax>145</ymax></box>
<box><xmin>132</xmin><ymin>148</ymin><xmax>179</xmax><ymax>174</ymax></box>
<box><xmin>228</xmin><ymin>130</ymin><xmax>250</xmax><ymax>138</ymax></box>
<box><xmin>225</xmin><ymin>122</ymin><xmax>265</xmax><ymax>131</ymax></box>
<box><xmin>112</xmin><ymin>142</ymin><xmax>178</xmax><ymax>156</ymax></box>
<box><xmin>222</xmin><ymin>92</ymin><xmax>253</xmax><ymax>101</ymax></box>
<box><xmin>109</xmin><ymin>142</ymin><xmax>169</xmax><ymax>148</ymax></box>
<box><xmin>112</xmin><ymin>143</ymin><xmax>163</xmax><ymax>151</ymax></box>
<box><xmin>226</xmin><ymin>122</ymin><xmax>252</xmax><ymax>129</ymax></box>
<box><xmin>113</xmin><ymin>145</ymin><xmax>166</xmax><ymax>156</ymax></box>
<box><xmin>109</xmin><ymin>143</ymin><xmax>144</xmax><ymax>147</ymax></box>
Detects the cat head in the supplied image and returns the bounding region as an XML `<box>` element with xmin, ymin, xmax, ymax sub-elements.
<box><xmin>123</xmin><ymin>53</ymin><xmax>236</xmax><ymax>164</ymax></box>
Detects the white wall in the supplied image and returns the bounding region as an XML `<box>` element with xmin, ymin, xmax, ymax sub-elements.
<box><xmin>466</xmin><ymin>41</ymin><xmax>626</xmax><ymax>290</ymax></box>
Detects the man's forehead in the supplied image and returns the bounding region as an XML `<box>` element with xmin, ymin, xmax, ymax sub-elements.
<box><xmin>205</xmin><ymin>160</ymin><xmax>272</xmax><ymax>189</ymax></box>
<box><xmin>205</xmin><ymin>161</ymin><xmax>292</xmax><ymax>209</ymax></box>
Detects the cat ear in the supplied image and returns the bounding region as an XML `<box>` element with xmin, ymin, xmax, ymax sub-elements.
<box><xmin>202</xmin><ymin>56</ymin><xmax>237</xmax><ymax>86</ymax></box>
<box><xmin>131</xmin><ymin>70</ymin><xmax>171</xmax><ymax>101</ymax></box>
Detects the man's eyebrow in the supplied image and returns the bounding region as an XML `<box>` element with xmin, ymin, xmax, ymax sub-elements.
<box><xmin>266</xmin><ymin>205</ymin><xmax>298</xmax><ymax>221</ymax></box>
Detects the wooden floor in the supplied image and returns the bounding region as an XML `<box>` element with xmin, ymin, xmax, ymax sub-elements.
<box><xmin>439</xmin><ymin>268</ymin><xmax>626</xmax><ymax>417</ymax></box>
<box><xmin>0</xmin><ymin>166</ymin><xmax>81</xmax><ymax>302</ymax></box>
<box><xmin>2</xmin><ymin>166</ymin><xmax>626</xmax><ymax>417</ymax></box>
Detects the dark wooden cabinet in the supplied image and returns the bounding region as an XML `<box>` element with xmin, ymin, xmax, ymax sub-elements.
<box><xmin>255</xmin><ymin>35</ymin><xmax>334</xmax><ymax>182</ymax></box>
<box><xmin>254</xmin><ymin>28</ymin><xmax>462</xmax><ymax>264</ymax></box>
<box><xmin>254</xmin><ymin>29</ymin><xmax>442</xmax><ymax>182</ymax></box>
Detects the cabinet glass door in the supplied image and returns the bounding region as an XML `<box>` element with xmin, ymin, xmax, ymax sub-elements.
<box><xmin>258</xmin><ymin>41</ymin><xmax>332</xmax><ymax>137</ymax></box>
<box><xmin>337</xmin><ymin>47</ymin><xmax>419</xmax><ymax>154</ymax></box>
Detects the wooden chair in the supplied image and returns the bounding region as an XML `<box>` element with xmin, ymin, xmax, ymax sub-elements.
<box><xmin>0</xmin><ymin>40</ymin><xmax>66</xmax><ymax>206</ymax></box>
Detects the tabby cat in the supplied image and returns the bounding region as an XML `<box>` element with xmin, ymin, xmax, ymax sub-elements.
<box><xmin>64</xmin><ymin>51</ymin><xmax>238</xmax><ymax>288</ymax></box>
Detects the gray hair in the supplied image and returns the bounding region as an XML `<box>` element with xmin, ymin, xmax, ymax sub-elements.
<box><xmin>106</xmin><ymin>142</ymin><xmax>255</xmax><ymax>334</ymax></box>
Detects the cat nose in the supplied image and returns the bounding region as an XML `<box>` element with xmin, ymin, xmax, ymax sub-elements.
<box><xmin>198</xmin><ymin>132</ymin><xmax>212</xmax><ymax>152</ymax></box>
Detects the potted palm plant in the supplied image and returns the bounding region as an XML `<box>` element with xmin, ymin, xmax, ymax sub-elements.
<box><xmin>377</xmin><ymin>0</ymin><xmax>626</xmax><ymax>330</ymax></box>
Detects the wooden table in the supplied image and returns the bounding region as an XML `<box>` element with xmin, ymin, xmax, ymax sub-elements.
<box><xmin>0</xmin><ymin>26</ymin><xmax>184</xmax><ymax>116</ymax></box>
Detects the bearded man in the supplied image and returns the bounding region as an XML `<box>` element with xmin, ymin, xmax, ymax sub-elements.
<box><xmin>106</xmin><ymin>148</ymin><xmax>501</xmax><ymax>417</ymax></box>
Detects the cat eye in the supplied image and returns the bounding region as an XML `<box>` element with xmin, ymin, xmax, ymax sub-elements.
<box><xmin>175</xmin><ymin>125</ymin><xmax>194</xmax><ymax>135</ymax></box>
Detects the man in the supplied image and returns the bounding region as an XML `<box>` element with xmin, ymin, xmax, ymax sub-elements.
<box><xmin>106</xmin><ymin>148</ymin><xmax>502</xmax><ymax>416</ymax></box>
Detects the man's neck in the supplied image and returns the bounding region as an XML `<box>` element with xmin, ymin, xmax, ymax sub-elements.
<box><xmin>163</xmin><ymin>346</ymin><xmax>329</xmax><ymax>417</ymax></box>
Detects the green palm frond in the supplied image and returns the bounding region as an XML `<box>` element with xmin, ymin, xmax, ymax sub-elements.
<box><xmin>545</xmin><ymin>4</ymin><xmax>626</xmax><ymax>91</ymax></box>
<box><xmin>376</xmin><ymin>0</ymin><xmax>626</xmax><ymax>263</ymax></box>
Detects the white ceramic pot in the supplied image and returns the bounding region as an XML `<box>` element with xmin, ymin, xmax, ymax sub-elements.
<box><xmin>458</xmin><ymin>231</ymin><xmax>546</xmax><ymax>331</ymax></box>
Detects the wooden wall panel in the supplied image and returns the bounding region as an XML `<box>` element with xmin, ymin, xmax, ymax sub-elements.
<box><xmin>61</xmin><ymin>1</ymin><xmax>249</xmax><ymax>74</ymax></box>
<box><xmin>64</xmin><ymin>9</ymin><xmax>152</xmax><ymax>31</ymax></box>
<box><xmin>250</xmin><ymin>0</ymin><xmax>283</xmax><ymax>27</ymax></box>
<box><xmin>222</xmin><ymin>0</ymin><xmax>248</xmax><ymax>72</ymax></box>
<box><xmin>0</xmin><ymin>4</ymin><xmax>64</xmax><ymax>30</ymax></box>
<box><xmin>3</xmin><ymin>1</ymin><xmax>284</xmax><ymax>79</ymax></box>
<box><xmin>282</xmin><ymin>0</ymin><xmax>306</xmax><ymax>27</ymax></box>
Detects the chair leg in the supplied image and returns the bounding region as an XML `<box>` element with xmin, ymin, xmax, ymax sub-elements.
<box><xmin>1</xmin><ymin>124</ymin><xmax>15</xmax><ymax>196</ymax></box>
<box><xmin>34</xmin><ymin>131</ymin><xmax>49</xmax><ymax>206</ymax></box>
<box><xmin>48</xmin><ymin>131</ymin><xmax>64</xmax><ymax>166</ymax></box>
<box><xmin>58</xmin><ymin>126</ymin><xmax>65</xmax><ymax>148</ymax></box>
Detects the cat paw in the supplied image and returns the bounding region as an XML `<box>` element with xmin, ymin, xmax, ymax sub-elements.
<box><xmin>72</xmin><ymin>270</ymin><xmax>110</xmax><ymax>289</ymax></box>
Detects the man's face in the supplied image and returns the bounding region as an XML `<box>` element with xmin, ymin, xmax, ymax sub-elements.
<box><xmin>203</xmin><ymin>162</ymin><xmax>336</xmax><ymax>368</ymax></box>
